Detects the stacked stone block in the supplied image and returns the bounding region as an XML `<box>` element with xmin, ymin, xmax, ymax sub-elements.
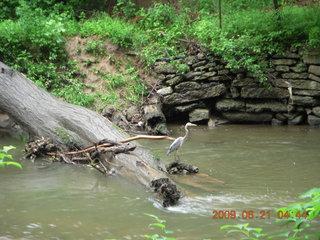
<box><xmin>155</xmin><ymin>48</ymin><xmax>320</xmax><ymax>126</ymax></box>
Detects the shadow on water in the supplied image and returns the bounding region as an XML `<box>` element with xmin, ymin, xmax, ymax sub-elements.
<box><xmin>1</xmin><ymin>124</ymin><xmax>320</xmax><ymax>239</ymax></box>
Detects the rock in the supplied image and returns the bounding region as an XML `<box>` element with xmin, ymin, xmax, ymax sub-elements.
<box><xmin>281</xmin><ymin>72</ymin><xmax>309</xmax><ymax>79</ymax></box>
<box><xmin>194</xmin><ymin>62</ymin><xmax>217</xmax><ymax>71</ymax></box>
<box><xmin>218</xmin><ymin>69</ymin><xmax>230</xmax><ymax>75</ymax></box>
<box><xmin>309</xmin><ymin>74</ymin><xmax>320</xmax><ymax>82</ymax></box>
<box><xmin>174</xmin><ymin>82</ymin><xmax>200</xmax><ymax>92</ymax></box>
<box><xmin>272</xmin><ymin>118</ymin><xmax>285</xmax><ymax>125</ymax></box>
<box><xmin>157</xmin><ymin>74</ymin><xmax>166</xmax><ymax>82</ymax></box>
<box><xmin>208</xmin><ymin>75</ymin><xmax>230</xmax><ymax>81</ymax></box>
<box><xmin>232</xmin><ymin>78</ymin><xmax>258</xmax><ymax>87</ymax></box>
<box><xmin>126</xmin><ymin>105</ymin><xmax>140</xmax><ymax>122</ymax></box>
<box><xmin>293</xmin><ymin>89</ymin><xmax>320</xmax><ymax>97</ymax></box>
<box><xmin>272</xmin><ymin>59</ymin><xmax>297</xmax><ymax>65</ymax></box>
<box><xmin>184</xmin><ymin>71</ymin><xmax>203</xmax><ymax>80</ymax></box>
<box><xmin>175</xmin><ymin>103</ymin><xmax>203</xmax><ymax>113</ymax></box>
<box><xmin>193</xmin><ymin>71</ymin><xmax>217</xmax><ymax>81</ymax></box>
<box><xmin>275</xmin><ymin>113</ymin><xmax>288</xmax><ymax>121</ymax></box>
<box><xmin>183</xmin><ymin>56</ymin><xmax>198</xmax><ymax>65</ymax></box>
<box><xmin>241</xmin><ymin>87</ymin><xmax>289</xmax><ymax>99</ymax></box>
<box><xmin>102</xmin><ymin>105</ymin><xmax>116</xmax><ymax>119</ymax></box>
<box><xmin>154</xmin><ymin>62</ymin><xmax>177</xmax><ymax>74</ymax></box>
<box><xmin>165</xmin><ymin>74</ymin><xmax>176</xmax><ymax>80</ymax></box>
<box><xmin>201</xmin><ymin>84</ymin><xmax>227</xmax><ymax>99</ymax></box>
<box><xmin>312</xmin><ymin>106</ymin><xmax>320</xmax><ymax>117</ymax></box>
<box><xmin>0</xmin><ymin>113</ymin><xmax>11</xmax><ymax>128</ymax></box>
<box><xmin>144</xmin><ymin>104</ymin><xmax>166</xmax><ymax>126</ymax></box>
<box><xmin>230</xmin><ymin>87</ymin><xmax>240</xmax><ymax>98</ymax></box>
<box><xmin>189</xmin><ymin>109</ymin><xmax>210</xmax><ymax>122</ymax></box>
<box><xmin>208</xmin><ymin>117</ymin><xmax>229</xmax><ymax>127</ymax></box>
<box><xmin>273</xmin><ymin>52</ymin><xmax>300</xmax><ymax>59</ymax></box>
<box><xmin>308</xmin><ymin>65</ymin><xmax>320</xmax><ymax>76</ymax></box>
<box><xmin>246</xmin><ymin>101</ymin><xmax>287</xmax><ymax>113</ymax></box>
<box><xmin>308</xmin><ymin>114</ymin><xmax>320</xmax><ymax>126</ymax></box>
<box><xmin>236</xmin><ymin>73</ymin><xmax>245</xmax><ymax>80</ymax></box>
<box><xmin>216</xmin><ymin>99</ymin><xmax>245</xmax><ymax>111</ymax></box>
<box><xmin>288</xmin><ymin>113</ymin><xmax>305</xmax><ymax>125</ymax></box>
<box><xmin>197</xmin><ymin>52</ymin><xmax>207</xmax><ymax>60</ymax></box>
<box><xmin>290</xmin><ymin>63</ymin><xmax>307</xmax><ymax>73</ymax></box>
<box><xmin>221</xmin><ymin>112</ymin><xmax>273</xmax><ymax>123</ymax></box>
<box><xmin>112</xmin><ymin>111</ymin><xmax>129</xmax><ymax>130</ymax></box>
<box><xmin>292</xmin><ymin>96</ymin><xmax>320</xmax><ymax>106</ymax></box>
<box><xmin>276</xmin><ymin>65</ymin><xmax>290</xmax><ymax>72</ymax></box>
<box><xmin>192</xmin><ymin>60</ymin><xmax>207</xmax><ymax>68</ymax></box>
<box><xmin>166</xmin><ymin>76</ymin><xmax>183</xmax><ymax>86</ymax></box>
<box><xmin>157</xmin><ymin>87</ymin><xmax>173</xmax><ymax>96</ymax></box>
<box><xmin>153</xmin><ymin>122</ymin><xmax>169</xmax><ymax>135</ymax></box>
<box><xmin>305</xmin><ymin>108</ymin><xmax>313</xmax><ymax>115</ymax></box>
<box><xmin>274</xmin><ymin>79</ymin><xmax>320</xmax><ymax>90</ymax></box>
<box><xmin>163</xmin><ymin>84</ymin><xmax>226</xmax><ymax>105</ymax></box>
<box><xmin>211</xmin><ymin>65</ymin><xmax>225</xmax><ymax>71</ymax></box>
<box><xmin>303</xmin><ymin>51</ymin><xmax>320</xmax><ymax>65</ymax></box>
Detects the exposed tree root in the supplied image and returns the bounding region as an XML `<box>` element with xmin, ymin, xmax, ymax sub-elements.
<box><xmin>151</xmin><ymin>178</ymin><xmax>181</xmax><ymax>207</ymax></box>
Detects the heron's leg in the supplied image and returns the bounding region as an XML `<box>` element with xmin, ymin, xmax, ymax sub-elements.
<box><xmin>176</xmin><ymin>149</ymin><xmax>181</xmax><ymax>162</ymax></box>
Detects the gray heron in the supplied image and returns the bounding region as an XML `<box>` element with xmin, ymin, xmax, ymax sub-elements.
<box><xmin>167</xmin><ymin>122</ymin><xmax>197</xmax><ymax>161</ymax></box>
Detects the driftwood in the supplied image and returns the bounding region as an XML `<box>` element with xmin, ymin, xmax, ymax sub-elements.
<box><xmin>0</xmin><ymin>61</ymin><xmax>181</xmax><ymax>207</ymax></box>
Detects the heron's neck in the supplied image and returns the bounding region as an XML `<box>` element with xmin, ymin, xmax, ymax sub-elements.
<box><xmin>184</xmin><ymin>125</ymin><xmax>190</xmax><ymax>139</ymax></box>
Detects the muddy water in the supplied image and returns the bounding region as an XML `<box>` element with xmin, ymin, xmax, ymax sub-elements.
<box><xmin>0</xmin><ymin>125</ymin><xmax>319</xmax><ymax>240</ymax></box>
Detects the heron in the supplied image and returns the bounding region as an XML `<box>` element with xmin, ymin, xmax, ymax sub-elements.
<box><xmin>167</xmin><ymin>122</ymin><xmax>197</xmax><ymax>161</ymax></box>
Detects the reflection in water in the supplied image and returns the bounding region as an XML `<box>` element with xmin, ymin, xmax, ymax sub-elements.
<box><xmin>0</xmin><ymin>125</ymin><xmax>320</xmax><ymax>239</ymax></box>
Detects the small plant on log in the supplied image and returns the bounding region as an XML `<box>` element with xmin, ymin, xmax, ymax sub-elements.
<box><xmin>0</xmin><ymin>146</ymin><xmax>22</xmax><ymax>168</ymax></box>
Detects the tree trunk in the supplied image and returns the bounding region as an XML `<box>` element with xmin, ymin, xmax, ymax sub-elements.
<box><xmin>0</xmin><ymin>61</ymin><xmax>180</xmax><ymax>206</ymax></box>
<box><xmin>218</xmin><ymin>0</ymin><xmax>222</xmax><ymax>29</ymax></box>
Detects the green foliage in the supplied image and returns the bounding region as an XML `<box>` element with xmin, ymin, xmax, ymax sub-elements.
<box><xmin>192</xmin><ymin>5</ymin><xmax>320</xmax><ymax>82</ymax></box>
<box><xmin>1</xmin><ymin>0</ymin><xmax>319</xmax><ymax>109</ymax></box>
<box><xmin>114</xmin><ymin>0</ymin><xmax>139</xmax><ymax>19</ymax></box>
<box><xmin>0</xmin><ymin>2</ymin><xmax>94</xmax><ymax>108</ymax></box>
<box><xmin>170</xmin><ymin>60</ymin><xmax>190</xmax><ymax>74</ymax></box>
<box><xmin>144</xmin><ymin>213</ymin><xmax>175</xmax><ymax>240</ymax></box>
<box><xmin>0</xmin><ymin>146</ymin><xmax>22</xmax><ymax>168</ymax></box>
<box><xmin>0</xmin><ymin>0</ymin><xmax>19</xmax><ymax>20</ymax></box>
<box><xmin>220</xmin><ymin>188</ymin><xmax>320</xmax><ymax>240</ymax></box>
<box><xmin>85</xmin><ymin>40</ymin><xmax>106</xmax><ymax>56</ymax></box>
<box><xmin>103</xmin><ymin>73</ymin><xmax>126</xmax><ymax>90</ymax></box>
<box><xmin>136</xmin><ymin>3</ymin><xmax>193</xmax><ymax>65</ymax></box>
<box><xmin>71</xmin><ymin>13</ymin><xmax>145</xmax><ymax>48</ymax></box>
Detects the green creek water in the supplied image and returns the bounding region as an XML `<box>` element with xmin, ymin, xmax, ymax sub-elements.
<box><xmin>0</xmin><ymin>124</ymin><xmax>319</xmax><ymax>240</ymax></box>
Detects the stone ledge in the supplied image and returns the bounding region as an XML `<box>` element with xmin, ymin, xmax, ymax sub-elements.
<box><xmin>241</xmin><ymin>87</ymin><xmax>289</xmax><ymax>99</ymax></box>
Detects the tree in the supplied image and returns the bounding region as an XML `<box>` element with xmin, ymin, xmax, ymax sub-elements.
<box><xmin>0</xmin><ymin>61</ymin><xmax>180</xmax><ymax>207</ymax></box>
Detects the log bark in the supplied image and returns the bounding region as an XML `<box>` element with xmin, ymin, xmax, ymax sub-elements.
<box><xmin>0</xmin><ymin>61</ymin><xmax>180</xmax><ymax>206</ymax></box>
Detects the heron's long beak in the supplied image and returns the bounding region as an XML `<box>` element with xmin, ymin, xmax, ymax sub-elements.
<box><xmin>190</xmin><ymin>123</ymin><xmax>197</xmax><ymax>126</ymax></box>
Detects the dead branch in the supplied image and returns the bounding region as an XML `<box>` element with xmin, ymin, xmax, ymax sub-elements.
<box><xmin>54</xmin><ymin>135</ymin><xmax>175</xmax><ymax>156</ymax></box>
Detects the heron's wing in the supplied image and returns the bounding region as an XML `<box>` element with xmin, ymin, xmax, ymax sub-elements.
<box><xmin>167</xmin><ymin>137</ymin><xmax>183</xmax><ymax>155</ymax></box>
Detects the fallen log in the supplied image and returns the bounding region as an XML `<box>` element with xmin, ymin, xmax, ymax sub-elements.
<box><xmin>0</xmin><ymin>61</ymin><xmax>180</xmax><ymax>207</ymax></box>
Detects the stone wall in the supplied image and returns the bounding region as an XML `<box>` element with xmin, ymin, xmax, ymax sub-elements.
<box><xmin>155</xmin><ymin>48</ymin><xmax>320</xmax><ymax>126</ymax></box>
